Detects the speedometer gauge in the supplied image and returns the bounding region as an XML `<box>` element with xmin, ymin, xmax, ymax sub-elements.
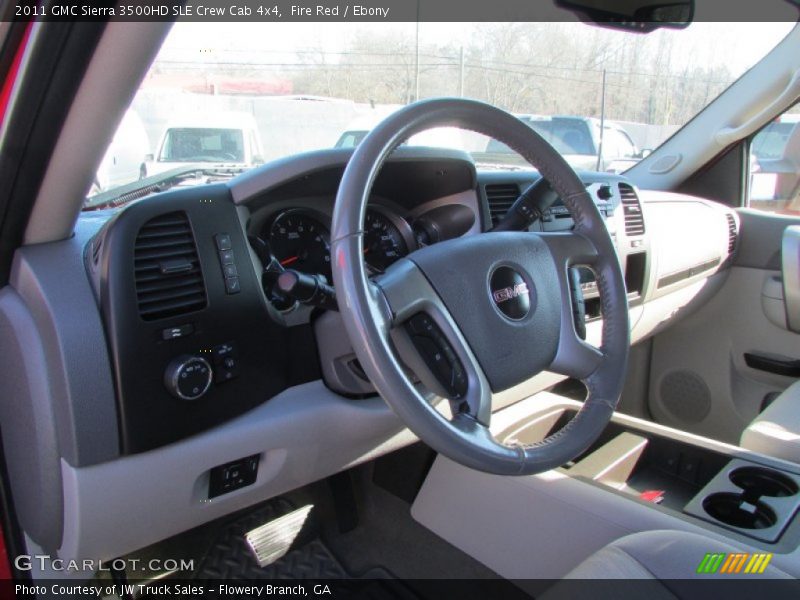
<box><xmin>268</xmin><ymin>210</ymin><xmax>331</xmax><ymax>278</ymax></box>
<box><xmin>363</xmin><ymin>209</ymin><xmax>411</xmax><ymax>271</ymax></box>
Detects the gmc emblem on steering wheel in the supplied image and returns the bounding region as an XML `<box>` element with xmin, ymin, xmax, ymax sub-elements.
<box><xmin>492</xmin><ymin>283</ymin><xmax>529</xmax><ymax>304</ymax></box>
<box><xmin>490</xmin><ymin>266</ymin><xmax>532</xmax><ymax>320</ymax></box>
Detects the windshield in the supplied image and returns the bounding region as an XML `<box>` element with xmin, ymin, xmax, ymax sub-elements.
<box><xmin>85</xmin><ymin>20</ymin><xmax>795</xmax><ymax>206</ymax></box>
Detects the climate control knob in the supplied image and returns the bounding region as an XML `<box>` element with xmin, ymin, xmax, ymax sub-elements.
<box><xmin>164</xmin><ymin>355</ymin><xmax>213</xmax><ymax>401</ymax></box>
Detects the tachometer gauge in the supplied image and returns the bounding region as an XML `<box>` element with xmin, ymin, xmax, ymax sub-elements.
<box><xmin>363</xmin><ymin>208</ymin><xmax>413</xmax><ymax>272</ymax></box>
<box><xmin>268</xmin><ymin>210</ymin><xmax>331</xmax><ymax>278</ymax></box>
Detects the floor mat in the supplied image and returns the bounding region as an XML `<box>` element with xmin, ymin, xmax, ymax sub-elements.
<box><xmin>193</xmin><ymin>497</ymin><xmax>419</xmax><ymax>600</ymax></box>
<box><xmin>193</xmin><ymin>498</ymin><xmax>349</xmax><ymax>579</ymax></box>
<box><xmin>197</xmin><ymin>537</ymin><xmax>347</xmax><ymax>580</ymax></box>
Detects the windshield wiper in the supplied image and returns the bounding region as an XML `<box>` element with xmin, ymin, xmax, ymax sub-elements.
<box><xmin>82</xmin><ymin>164</ymin><xmax>247</xmax><ymax>211</ymax></box>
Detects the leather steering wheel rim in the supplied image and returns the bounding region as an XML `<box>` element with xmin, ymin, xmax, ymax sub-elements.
<box><xmin>331</xmin><ymin>98</ymin><xmax>630</xmax><ymax>475</ymax></box>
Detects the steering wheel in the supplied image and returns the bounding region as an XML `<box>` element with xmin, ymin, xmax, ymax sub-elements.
<box><xmin>331</xmin><ymin>99</ymin><xmax>630</xmax><ymax>475</ymax></box>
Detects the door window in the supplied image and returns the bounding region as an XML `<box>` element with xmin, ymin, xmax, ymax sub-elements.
<box><xmin>749</xmin><ymin>104</ymin><xmax>800</xmax><ymax>215</ymax></box>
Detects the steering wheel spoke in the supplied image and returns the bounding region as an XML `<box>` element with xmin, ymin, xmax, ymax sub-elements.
<box><xmin>375</xmin><ymin>260</ymin><xmax>492</xmax><ymax>425</ymax></box>
<box><xmin>539</xmin><ymin>231</ymin><xmax>606</xmax><ymax>380</ymax></box>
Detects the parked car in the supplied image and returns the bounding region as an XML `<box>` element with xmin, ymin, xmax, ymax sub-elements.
<box><xmin>473</xmin><ymin>114</ymin><xmax>642</xmax><ymax>172</ymax></box>
<box><xmin>143</xmin><ymin>111</ymin><xmax>265</xmax><ymax>178</ymax></box>
<box><xmin>335</xmin><ymin>122</ymin><xmax>469</xmax><ymax>152</ymax></box>
<box><xmin>750</xmin><ymin>113</ymin><xmax>800</xmax><ymax>213</ymax></box>
<box><xmin>90</xmin><ymin>109</ymin><xmax>150</xmax><ymax>194</ymax></box>
<box><xmin>334</xmin><ymin>129</ymin><xmax>370</xmax><ymax>149</ymax></box>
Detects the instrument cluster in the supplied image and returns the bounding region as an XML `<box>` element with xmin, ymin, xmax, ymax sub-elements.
<box><xmin>262</xmin><ymin>205</ymin><xmax>416</xmax><ymax>277</ymax></box>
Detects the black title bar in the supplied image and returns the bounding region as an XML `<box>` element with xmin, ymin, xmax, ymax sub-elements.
<box><xmin>5</xmin><ymin>0</ymin><xmax>800</xmax><ymax>22</ymax></box>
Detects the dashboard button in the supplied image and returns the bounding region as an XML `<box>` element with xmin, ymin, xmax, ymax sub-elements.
<box><xmin>212</xmin><ymin>341</ymin><xmax>237</xmax><ymax>361</ymax></box>
<box><xmin>209</xmin><ymin>453</ymin><xmax>259</xmax><ymax>498</ymax></box>
<box><xmin>212</xmin><ymin>341</ymin><xmax>240</xmax><ymax>383</ymax></box>
<box><xmin>225</xmin><ymin>276</ymin><xmax>241</xmax><ymax>294</ymax></box>
<box><xmin>219</xmin><ymin>249</ymin><xmax>235</xmax><ymax>265</ymax></box>
<box><xmin>222</xmin><ymin>263</ymin><xmax>238</xmax><ymax>278</ymax></box>
<box><xmin>161</xmin><ymin>323</ymin><xmax>194</xmax><ymax>341</ymax></box>
<box><xmin>215</xmin><ymin>233</ymin><xmax>232</xmax><ymax>251</ymax></box>
<box><xmin>164</xmin><ymin>355</ymin><xmax>213</xmax><ymax>401</ymax></box>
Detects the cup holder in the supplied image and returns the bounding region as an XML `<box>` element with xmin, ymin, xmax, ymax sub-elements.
<box><xmin>703</xmin><ymin>492</ymin><xmax>777</xmax><ymax>530</ymax></box>
<box><xmin>730</xmin><ymin>466</ymin><xmax>799</xmax><ymax>498</ymax></box>
<box><xmin>685</xmin><ymin>459</ymin><xmax>800</xmax><ymax>542</ymax></box>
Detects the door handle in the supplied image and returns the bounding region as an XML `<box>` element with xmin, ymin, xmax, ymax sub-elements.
<box><xmin>744</xmin><ymin>352</ymin><xmax>800</xmax><ymax>377</ymax></box>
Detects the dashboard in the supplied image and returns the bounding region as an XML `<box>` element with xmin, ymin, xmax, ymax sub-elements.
<box><xmin>1</xmin><ymin>145</ymin><xmax>739</xmax><ymax>561</ymax></box>
<box><xmin>77</xmin><ymin>146</ymin><xmax>740</xmax><ymax>455</ymax></box>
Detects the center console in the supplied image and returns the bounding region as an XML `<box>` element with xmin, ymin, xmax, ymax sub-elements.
<box><xmin>508</xmin><ymin>408</ymin><xmax>800</xmax><ymax>547</ymax></box>
<box><xmin>411</xmin><ymin>392</ymin><xmax>800</xmax><ymax>582</ymax></box>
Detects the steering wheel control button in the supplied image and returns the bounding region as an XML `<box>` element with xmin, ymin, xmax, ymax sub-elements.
<box><xmin>208</xmin><ymin>453</ymin><xmax>260</xmax><ymax>498</ymax></box>
<box><xmin>161</xmin><ymin>323</ymin><xmax>194</xmax><ymax>341</ymax></box>
<box><xmin>406</xmin><ymin>314</ymin><xmax>468</xmax><ymax>399</ymax></box>
<box><xmin>212</xmin><ymin>341</ymin><xmax>240</xmax><ymax>383</ymax></box>
<box><xmin>214</xmin><ymin>233</ymin><xmax>232</xmax><ymax>251</ymax></box>
<box><xmin>490</xmin><ymin>266</ymin><xmax>532</xmax><ymax>320</ymax></box>
<box><xmin>164</xmin><ymin>355</ymin><xmax>213</xmax><ymax>400</ymax></box>
<box><xmin>407</xmin><ymin>312</ymin><xmax>436</xmax><ymax>336</ymax></box>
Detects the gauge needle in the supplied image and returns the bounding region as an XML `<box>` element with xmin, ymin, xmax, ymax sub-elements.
<box><xmin>280</xmin><ymin>256</ymin><xmax>299</xmax><ymax>266</ymax></box>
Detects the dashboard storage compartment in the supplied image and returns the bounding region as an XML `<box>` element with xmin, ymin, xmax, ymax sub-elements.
<box><xmin>684</xmin><ymin>460</ymin><xmax>800</xmax><ymax>542</ymax></box>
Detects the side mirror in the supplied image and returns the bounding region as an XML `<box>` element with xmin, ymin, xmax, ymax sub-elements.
<box><xmin>144</xmin><ymin>153</ymin><xmax>154</xmax><ymax>162</ymax></box>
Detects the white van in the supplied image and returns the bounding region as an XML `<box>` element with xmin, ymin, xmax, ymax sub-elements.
<box><xmin>144</xmin><ymin>111</ymin><xmax>264</xmax><ymax>177</ymax></box>
<box><xmin>91</xmin><ymin>109</ymin><xmax>150</xmax><ymax>194</ymax></box>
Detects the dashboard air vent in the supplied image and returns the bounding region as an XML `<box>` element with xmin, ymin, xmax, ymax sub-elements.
<box><xmin>725</xmin><ymin>213</ymin><xmax>738</xmax><ymax>254</ymax></box>
<box><xmin>134</xmin><ymin>211</ymin><xmax>207</xmax><ymax>321</ymax></box>
<box><xmin>485</xmin><ymin>183</ymin><xmax>519</xmax><ymax>226</ymax></box>
<box><xmin>619</xmin><ymin>183</ymin><xmax>645</xmax><ymax>236</ymax></box>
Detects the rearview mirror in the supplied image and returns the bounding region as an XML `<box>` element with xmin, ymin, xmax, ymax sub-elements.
<box><xmin>557</xmin><ymin>0</ymin><xmax>693</xmax><ymax>32</ymax></box>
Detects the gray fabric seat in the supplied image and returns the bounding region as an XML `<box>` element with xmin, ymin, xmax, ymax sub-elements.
<box><xmin>543</xmin><ymin>530</ymin><xmax>796</xmax><ymax>600</ymax></box>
